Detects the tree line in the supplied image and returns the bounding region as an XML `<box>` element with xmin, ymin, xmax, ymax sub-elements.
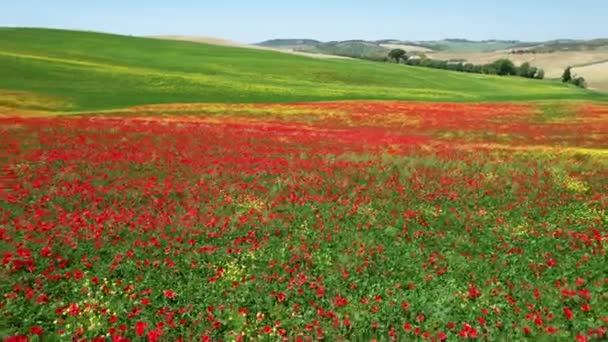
<box><xmin>561</xmin><ymin>67</ymin><xmax>587</xmax><ymax>88</ymax></box>
<box><xmin>387</xmin><ymin>48</ymin><xmax>545</xmax><ymax>79</ymax></box>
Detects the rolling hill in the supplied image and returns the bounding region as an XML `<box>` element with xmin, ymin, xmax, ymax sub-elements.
<box><xmin>149</xmin><ymin>36</ymin><xmax>350</xmax><ymax>60</ymax></box>
<box><xmin>416</xmin><ymin>39</ymin><xmax>532</xmax><ymax>53</ymax></box>
<box><xmin>255</xmin><ymin>39</ymin><xmax>608</xmax><ymax>90</ymax></box>
<box><xmin>513</xmin><ymin>39</ymin><xmax>608</xmax><ymax>53</ymax></box>
<box><xmin>0</xmin><ymin>28</ymin><xmax>606</xmax><ymax>112</ymax></box>
<box><xmin>258</xmin><ymin>38</ymin><xmax>608</xmax><ymax>57</ymax></box>
<box><xmin>427</xmin><ymin>47</ymin><xmax>608</xmax><ymax>92</ymax></box>
<box><xmin>257</xmin><ymin>39</ymin><xmax>390</xmax><ymax>59</ymax></box>
<box><xmin>256</xmin><ymin>38</ymin><xmax>540</xmax><ymax>57</ymax></box>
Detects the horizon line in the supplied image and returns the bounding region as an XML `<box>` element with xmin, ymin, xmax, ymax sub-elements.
<box><xmin>3</xmin><ymin>26</ymin><xmax>608</xmax><ymax>45</ymax></box>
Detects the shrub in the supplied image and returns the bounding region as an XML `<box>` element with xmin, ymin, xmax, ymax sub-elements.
<box><xmin>482</xmin><ymin>64</ymin><xmax>498</xmax><ymax>75</ymax></box>
<box><xmin>571</xmin><ymin>76</ymin><xmax>587</xmax><ymax>88</ymax></box>
<box><xmin>562</xmin><ymin>67</ymin><xmax>572</xmax><ymax>83</ymax></box>
<box><xmin>491</xmin><ymin>59</ymin><xmax>517</xmax><ymax>76</ymax></box>
<box><xmin>518</xmin><ymin>62</ymin><xmax>531</xmax><ymax>77</ymax></box>
<box><xmin>527</xmin><ymin>66</ymin><xmax>538</xmax><ymax>78</ymax></box>
<box><xmin>388</xmin><ymin>49</ymin><xmax>406</xmax><ymax>63</ymax></box>
<box><xmin>388</xmin><ymin>54</ymin><xmax>544</xmax><ymax>82</ymax></box>
<box><xmin>535</xmin><ymin>69</ymin><xmax>545</xmax><ymax>80</ymax></box>
<box><xmin>405</xmin><ymin>58</ymin><xmax>421</xmax><ymax>66</ymax></box>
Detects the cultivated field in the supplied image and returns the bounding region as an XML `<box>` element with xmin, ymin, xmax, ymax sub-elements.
<box><xmin>428</xmin><ymin>50</ymin><xmax>608</xmax><ymax>92</ymax></box>
<box><xmin>573</xmin><ymin>61</ymin><xmax>608</xmax><ymax>92</ymax></box>
<box><xmin>1</xmin><ymin>28</ymin><xmax>608</xmax><ymax>341</ymax></box>
<box><xmin>378</xmin><ymin>44</ymin><xmax>434</xmax><ymax>53</ymax></box>
<box><xmin>2</xmin><ymin>101</ymin><xmax>607</xmax><ymax>340</ymax></box>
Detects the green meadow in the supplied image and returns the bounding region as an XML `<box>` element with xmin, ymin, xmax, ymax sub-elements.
<box><xmin>0</xmin><ymin>28</ymin><xmax>606</xmax><ymax>112</ymax></box>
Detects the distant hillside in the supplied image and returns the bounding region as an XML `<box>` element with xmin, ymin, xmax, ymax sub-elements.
<box><xmin>425</xmin><ymin>39</ymin><xmax>608</xmax><ymax>93</ymax></box>
<box><xmin>417</xmin><ymin>39</ymin><xmax>536</xmax><ymax>53</ymax></box>
<box><xmin>0</xmin><ymin>28</ymin><xmax>605</xmax><ymax>112</ymax></box>
<box><xmin>258</xmin><ymin>39</ymin><xmax>390</xmax><ymax>59</ymax></box>
<box><xmin>152</xmin><ymin>36</ymin><xmax>349</xmax><ymax>60</ymax></box>
<box><xmin>512</xmin><ymin>39</ymin><xmax>608</xmax><ymax>53</ymax></box>
<box><xmin>256</xmin><ymin>38</ymin><xmax>533</xmax><ymax>57</ymax></box>
<box><xmin>375</xmin><ymin>40</ymin><xmax>435</xmax><ymax>52</ymax></box>
<box><xmin>257</xmin><ymin>37</ymin><xmax>608</xmax><ymax>93</ymax></box>
<box><xmin>257</xmin><ymin>39</ymin><xmax>321</xmax><ymax>49</ymax></box>
<box><xmin>258</xmin><ymin>38</ymin><xmax>608</xmax><ymax>59</ymax></box>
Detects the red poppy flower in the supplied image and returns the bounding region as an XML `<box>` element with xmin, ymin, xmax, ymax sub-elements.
<box><xmin>29</xmin><ymin>326</ymin><xmax>43</xmax><ymax>336</ymax></box>
<box><xmin>135</xmin><ymin>322</ymin><xmax>148</xmax><ymax>337</ymax></box>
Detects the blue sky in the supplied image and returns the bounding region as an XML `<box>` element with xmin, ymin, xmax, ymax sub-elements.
<box><xmin>2</xmin><ymin>0</ymin><xmax>607</xmax><ymax>43</ymax></box>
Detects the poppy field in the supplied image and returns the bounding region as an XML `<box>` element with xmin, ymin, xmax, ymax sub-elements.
<box><xmin>1</xmin><ymin>101</ymin><xmax>607</xmax><ymax>341</ymax></box>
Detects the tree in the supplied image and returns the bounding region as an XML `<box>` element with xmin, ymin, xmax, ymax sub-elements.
<box><xmin>388</xmin><ymin>49</ymin><xmax>406</xmax><ymax>63</ymax></box>
<box><xmin>571</xmin><ymin>76</ymin><xmax>587</xmax><ymax>88</ymax></box>
<box><xmin>427</xmin><ymin>59</ymin><xmax>442</xmax><ymax>69</ymax></box>
<box><xmin>420</xmin><ymin>58</ymin><xmax>433</xmax><ymax>67</ymax></box>
<box><xmin>406</xmin><ymin>58</ymin><xmax>421</xmax><ymax>66</ymax></box>
<box><xmin>535</xmin><ymin>68</ymin><xmax>545</xmax><ymax>80</ymax></box>
<box><xmin>482</xmin><ymin>64</ymin><xmax>498</xmax><ymax>74</ymax></box>
<box><xmin>446</xmin><ymin>63</ymin><xmax>457</xmax><ymax>71</ymax></box>
<box><xmin>562</xmin><ymin>67</ymin><xmax>572</xmax><ymax>83</ymax></box>
<box><xmin>491</xmin><ymin>59</ymin><xmax>517</xmax><ymax>76</ymax></box>
<box><xmin>518</xmin><ymin>62</ymin><xmax>531</xmax><ymax>77</ymax></box>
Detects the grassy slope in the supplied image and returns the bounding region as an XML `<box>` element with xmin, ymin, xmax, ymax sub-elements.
<box><xmin>0</xmin><ymin>28</ymin><xmax>606</xmax><ymax>112</ymax></box>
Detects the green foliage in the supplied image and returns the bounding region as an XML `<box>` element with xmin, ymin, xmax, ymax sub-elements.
<box><xmin>561</xmin><ymin>67</ymin><xmax>587</xmax><ymax>88</ymax></box>
<box><xmin>562</xmin><ymin>67</ymin><xmax>573</xmax><ymax>83</ymax></box>
<box><xmin>402</xmin><ymin>56</ymin><xmax>548</xmax><ymax>83</ymax></box>
<box><xmin>447</xmin><ymin>62</ymin><xmax>465</xmax><ymax>72</ymax></box>
<box><xmin>517</xmin><ymin>63</ymin><xmax>542</xmax><ymax>79</ymax></box>
<box><xmin>571</xmin><ymin>77</ymin><xmax>587</xmax><ymax>89</ymax></box>
<box><xmin>535</xmin><ymin>69</ymin><xmax>545</xmax><ymax>80</ymax></box>
<box><xmin>491</xmin><ymin>59</ymin><xmax>517</xmax><ymax>76</ymax></box>
<box><xmin>519</xmin><ymin>62</ymin><xmax>531</xmax><ymax>77</ymax></box>
<box><xmin>527</xmin><ymin>66</ymin><xmax>538</xmax><ymax>78</ymax></box>
<box><xmin>388</xmin><ymin>48</ymin><xmax>406</xmax><ymax>63</ymax></box>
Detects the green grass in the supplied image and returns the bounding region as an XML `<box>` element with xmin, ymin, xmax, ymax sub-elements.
<box><xmin>0</xmin><ymin>28</ymin><xmax>606</xmax><ymax>112</ymax></box>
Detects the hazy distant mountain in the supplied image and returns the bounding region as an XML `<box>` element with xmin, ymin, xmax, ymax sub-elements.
<box><xmin>256</xmin><ymin>38</ymin><xmax>608</xmax><ymax>59</ymax></box>
<box><xmin>257</xmin><ymin>39</ymin><xmax>322</xmax><ymax>49</ymax></box>
<box><xmin>518</xmin><ymin>39</ymin><xmax>608</xmax><ymax>52</ymax></box>
<box><xmin>257</xmin><ymin>39</ymin><xmax>389</xmax><ymax>59</ymax></box>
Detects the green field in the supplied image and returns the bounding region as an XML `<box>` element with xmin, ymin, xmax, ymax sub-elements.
<box><xmin>0</xmin><ymin>28</ymin><xmax>606</xmax><ymax>112</ymax></box>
